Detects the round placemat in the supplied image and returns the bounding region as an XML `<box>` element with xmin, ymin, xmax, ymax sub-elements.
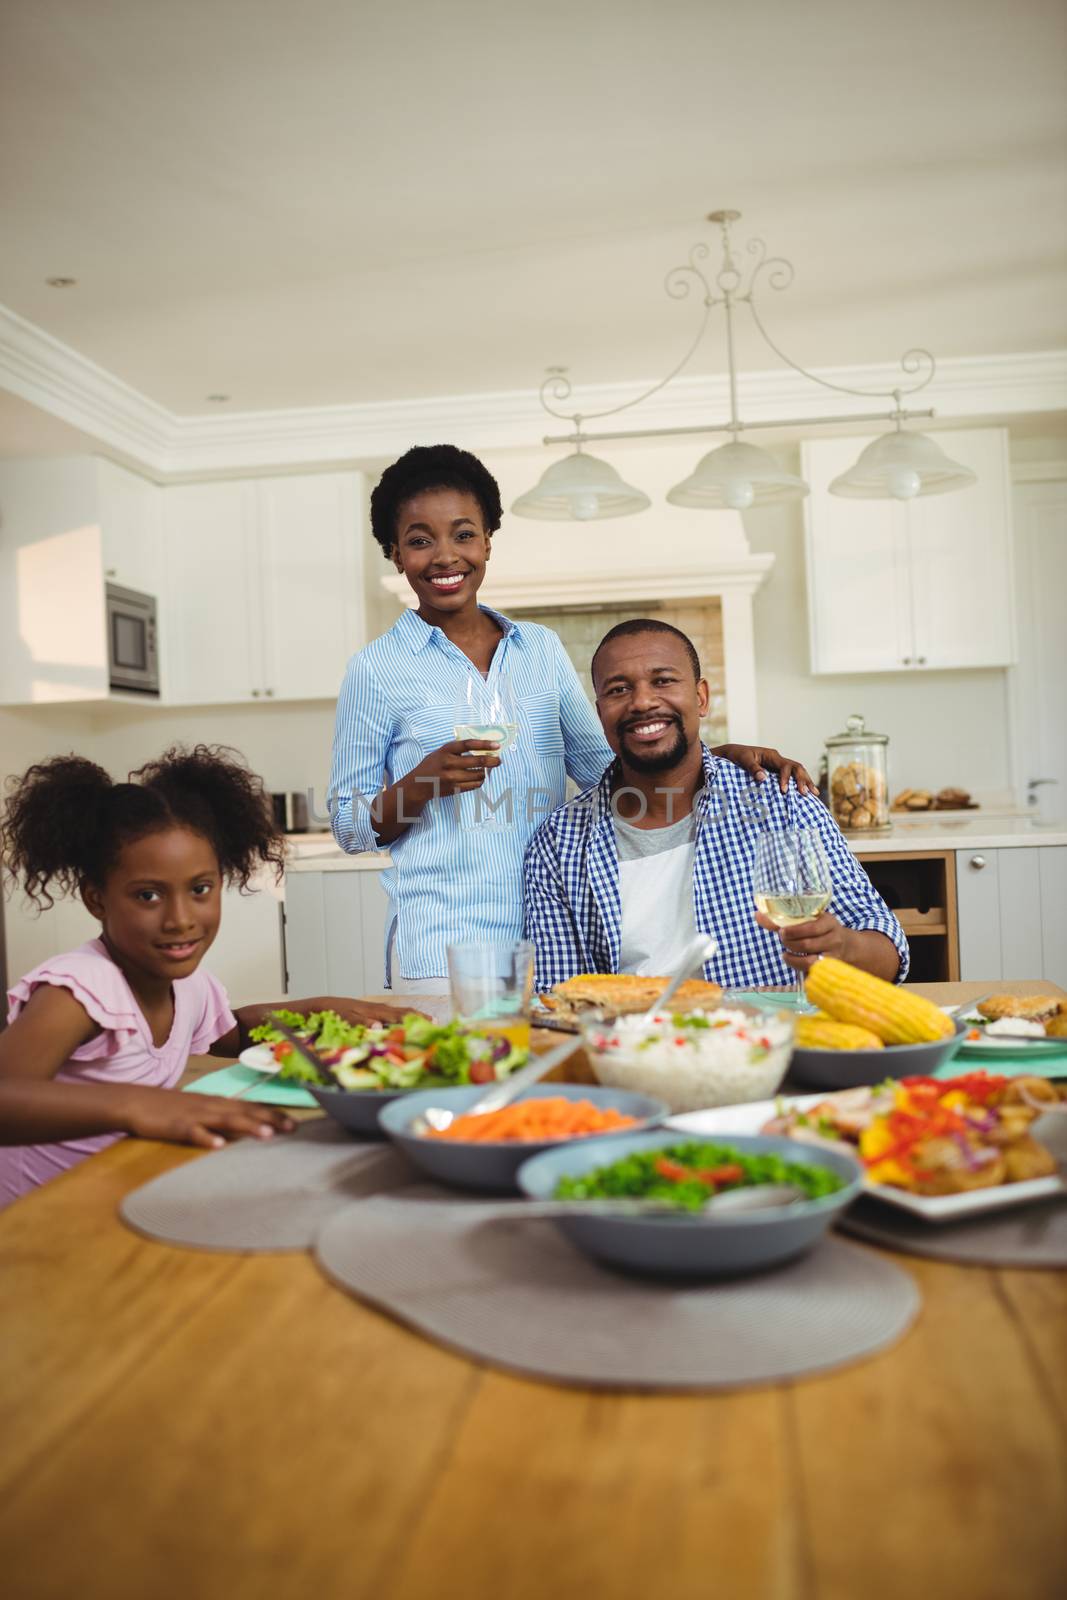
<box><xmin>314</xmin><ymin>1193</ymin><xmax>920</xmax><ymax>1390</ymax></box>
<box><xmin>121</xmin><ymin>1120</ymin><xmax>410</xmax><ymax>1252</ymax></box>
<box><xmin>839</xmin><ymin>1195</ymin><xmax>1067</xmax><ymax>1268</ymax></box>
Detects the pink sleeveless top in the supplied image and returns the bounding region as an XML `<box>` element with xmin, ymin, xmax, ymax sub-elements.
<box><xmin>1</xmin><ymin>938</ymin><xmax>236</xmax><ymax>1209</ymax></box>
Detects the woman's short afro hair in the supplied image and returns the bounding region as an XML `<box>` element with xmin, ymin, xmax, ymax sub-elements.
<box><xmin>370</xmin><ymin>445</ymin><xmax>503</xmax><ymax>558</ymax></box>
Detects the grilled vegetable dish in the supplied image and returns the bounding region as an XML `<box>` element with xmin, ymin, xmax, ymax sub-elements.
<box><xmin>763</xmin><ymin>1073</ymin><xmax>1063</xmax><ymax>1196</ymax></box>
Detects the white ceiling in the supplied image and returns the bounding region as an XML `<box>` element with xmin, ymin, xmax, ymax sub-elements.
<box><xmin>1</xmin><ymin>0</ymin><xmax>1065</xmax><ymax>417</ymax></box>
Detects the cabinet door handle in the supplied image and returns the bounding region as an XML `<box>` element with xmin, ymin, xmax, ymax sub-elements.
<box><xmin>105</xmin><ymin>567</ymin><xmax>117</xmax><ymax>578</ymax></box>
<box><xmin>265</xmin><ymin>687</ymin><xmax>274</xmax><ymax>697</ymax></box>
<box><xmin>902</xmin><ymin>656</ymin><xmax>912</xmax><ymax>666</ymax></box>
<box><xmin>916</xmin><ymin>655</ymin><xmax>927</xmax><ymax>666</ymax></box>
<box><xmin>251</xmin><ymin>689</ymin><xmax>261</xmax><ymax>698</ymax></box>
<box><xmin>969</xmin><ymin>854</ymin><xmax>987</xmax><ymax>870</ymax></box>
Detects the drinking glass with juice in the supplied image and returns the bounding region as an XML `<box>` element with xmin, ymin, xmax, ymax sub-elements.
<box><xmin>446</xmin><ymin>940</ymin><xmax>535</xmax><ymax>1051</ymax></box>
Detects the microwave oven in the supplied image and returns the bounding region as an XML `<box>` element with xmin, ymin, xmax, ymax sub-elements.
<box><xmin>106</xmin><ymin>583</ymin><xmax>160</xmax><ymax>696</ymax></box>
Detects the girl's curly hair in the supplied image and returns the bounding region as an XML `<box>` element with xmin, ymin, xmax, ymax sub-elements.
<box><xmin>369</xmin><ymin>444</ymin><xmax>503</xmax><ymax>558</ymax></box>
<box><xmin>1</xmin><ymin>745</ymin><xmax>286</xmax><ymax>908</ymax></box>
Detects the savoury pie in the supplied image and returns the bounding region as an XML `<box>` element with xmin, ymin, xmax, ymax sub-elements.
<box><xmin>977</xmin><ymin>994</ymin><xmax>1061</xmax><ymax>1024</ymax></box>
<box><xmin>539</xmin><ymin>972</ymin><xmax>723</xmax><ymax>1019</ymax></box>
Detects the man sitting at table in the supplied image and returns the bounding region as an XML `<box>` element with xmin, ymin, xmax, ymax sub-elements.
<box><xmin>522</xmin><ymin>620</ymin><xmax>907</xmax><ymax>992</ymax></box>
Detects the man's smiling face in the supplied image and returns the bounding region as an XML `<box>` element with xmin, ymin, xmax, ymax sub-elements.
<box><xmin>593</xmin><ymin>629</ymin><xmax>709</xmax><ymax>775</ymax></box>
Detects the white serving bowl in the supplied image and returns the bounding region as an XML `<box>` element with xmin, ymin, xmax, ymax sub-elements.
<box><xmin>579</xmin><ymin>1005</ymin><xmax>795</xmax><ymax>1114</ymax></box>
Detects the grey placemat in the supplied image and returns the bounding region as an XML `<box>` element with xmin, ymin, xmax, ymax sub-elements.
<box><xmin>314</xmin><ymin>1192</ymin><xmax>920</xmax><ymax>1390</ymax></box>
<box><xmin>839</xmin><ymin>1195</ymin><xmax>1067</xmax><ymax>1268</ymax></box>
<box><xmin>120</xmin><ymin>1120</ymin><xmax>411</xmax><ymax>1252</ymax></box>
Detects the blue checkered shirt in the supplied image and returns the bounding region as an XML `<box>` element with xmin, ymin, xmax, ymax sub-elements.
<box><xmin>523</xmin><ymin>745</ymin><xmax>909</xmax><ymax>989</ymax></box>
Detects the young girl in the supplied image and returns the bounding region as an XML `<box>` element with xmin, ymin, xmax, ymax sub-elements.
<box><xmin>329</xmin><ymin>443</ymin><xmax>814</xmax><ymax>993</ymax></box>
<box><xmin>0</xmin><ymin>745</ymin><xmax>408</xmax><ymax>1208</ymax></box>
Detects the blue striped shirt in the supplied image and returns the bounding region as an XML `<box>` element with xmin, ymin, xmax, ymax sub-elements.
<box><xmin>329</xmin><ymin>606</ymin><xmax>612</xmax><ymax>980</ymax></box>
<box><xmin>523</xmin><ymin>744</ymin><xmax>909</xmax><ymax>990</ymax></box>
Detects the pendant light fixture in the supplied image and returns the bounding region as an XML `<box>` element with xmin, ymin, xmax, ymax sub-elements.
<box><xmin>511</xmin><ymin>210</ymin><xmax>976</xmax><ymax>521</ymax></box>
<box><xmin>510</xmin><ymin>437</ymin><xmax>650</xmax><ymax>520</ymax></box>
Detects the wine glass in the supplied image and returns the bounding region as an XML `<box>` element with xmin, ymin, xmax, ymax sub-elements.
<box><xmin>453</xmin><ymin>672</ymin><xmax>518</xmax><ymax>754</ymax></box>
<box><xmin>453</xmin><ymin>672</ymin><xmax>519</xmax><ymax>829</ymax></box>
<box><xmin>752</xmin><ymin>828</ymin><xmax>833</xmax><ymax>1005</ymax></box>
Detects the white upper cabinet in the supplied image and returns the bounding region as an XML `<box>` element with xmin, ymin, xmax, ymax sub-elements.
<box><xmin>162</xmin><ymin>472</ymin><xmax>364</xmax><ymax>705</ymax></box>
<box><xmin>803</xmin><ymin>428</ymin><xmax>1016</xmax><ymax>674</ymax></box>
<box><xmin>161</xmin><ymin>480</ymin><xmax>261</xmax><ymax>705</ymax></box>
<box><xmin>98</xmin><ymin>459</ymin><xmax>164</xmax><ymax>597</ymax></box>
<box><xmin>257</xmin><ymin>474</ymin><xmax>363</xmax><ymax>702</ymax></box>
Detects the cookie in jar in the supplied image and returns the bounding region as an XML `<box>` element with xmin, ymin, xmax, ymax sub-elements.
<box><xmin>825</xmin><ymin>715</ymin><xmax>891</xmax><ymax>833</ymax></box>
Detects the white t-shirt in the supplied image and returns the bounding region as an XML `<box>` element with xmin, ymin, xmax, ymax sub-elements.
<box><xmin>615</xmin><ymin>811</ymin><xmax>698</xmax><ymax>975</ymax></box>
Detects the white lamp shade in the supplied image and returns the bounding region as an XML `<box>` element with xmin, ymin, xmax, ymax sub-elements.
<box><xmin>666</xmin><ymin>439</ymin><xmax>808</xmax><ymax>510</ymax></box>
<box><xmin>510</xmin><ymin>450</ymin><xmax>651</xmax><ymax>521</ymax></box>
<box><xmin>829</xmin><ymin>430</ymin><xmax>978</xmax><ymax>499</ymax></box>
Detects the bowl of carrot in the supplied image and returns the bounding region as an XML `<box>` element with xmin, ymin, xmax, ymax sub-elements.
<box><xmin>377</xmin><ymin>1083</ymin><xmax>667</xmax><ymax>1193</ymax></box>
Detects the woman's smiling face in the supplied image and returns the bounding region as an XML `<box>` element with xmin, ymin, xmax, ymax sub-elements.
<box><xmin>390</xmin><ymin>488</ymin><xmax>491</xmax><ymax>618</ymax></box>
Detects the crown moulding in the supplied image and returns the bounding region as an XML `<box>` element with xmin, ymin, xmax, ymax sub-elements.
<box><xmin>1</xmin><ymin>301</ymin><xmax>1066</xmax><ymax>481</ymax></box>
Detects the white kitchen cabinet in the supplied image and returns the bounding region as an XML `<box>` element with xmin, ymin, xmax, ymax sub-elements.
<box><xmin>0</xmin><ymin>456</ymin><xmax>163</xmax><ymax>705</ymax></box>
<box><xmin>161</xmin><ymin>481</ymin><xmax>261</xmax><ymax>704</ymax></box>
<box><xmin>955</xmin><ymin>846</ymin><xmax>1066</xmax><ymax>984</ymax></box>
<box><xmin>283</xmin><ymin>867</ymin><xmax>391</xmax><ymax>997</ymax></box>
<box><xmin>98</xmin><ymin>458</ymin><xmax>164</xmax><ymax>595</ymax></box>
<box><xmin>161</xmin><ymin>472</ymin><xmax>364</xmax><ymax>706</ymax></box>
<box><xmin>803</xmin><ymin>428</ymin><xmax>1016</xmax><ymax>674</ymax></box>
<box><xmin>257</xmin><ymin>474</ymin><xmax>363</xmax><ymax>702</ymax></box>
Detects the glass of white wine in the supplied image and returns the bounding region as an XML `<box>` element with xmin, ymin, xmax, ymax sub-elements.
<box><xmin>752</xmin><ymin>828</ymin><xmax>833</xmax><ymax>1005</ymax></box>
<box><xmin>453</xmin><ymin>672</ymin><xmax>518</xmax><ymax>828</ymax></box>
<box><xmin>453</xmin><ymin>671</ymin><xmax>518</xmax><ymax>753</ymax></box>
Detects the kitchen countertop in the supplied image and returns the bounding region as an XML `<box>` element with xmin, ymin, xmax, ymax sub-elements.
<box><xmin>848</xmin><ymin>815</ymin><xmax>1067</xmax><ymax>853</ymax></box>
<box><xmin>284</xmin><ymin>814</ymin><xmax>1067</xmax><ymax>873</ymax></box>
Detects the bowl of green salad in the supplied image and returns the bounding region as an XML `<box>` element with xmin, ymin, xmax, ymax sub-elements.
<box><xmin>247</xmin><ymin>1010</ymin><xmax>529</xmax><ymax>1137</ymax></box>
<box><xmin>516</xmin><ymin>1130</ymin><xmax>863</xmax><ymax>1278</ymax></box>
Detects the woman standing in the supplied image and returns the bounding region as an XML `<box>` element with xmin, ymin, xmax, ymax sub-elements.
<box><xmin>329</xmin><ymin>445</ymin><xmax>810</xmax><ymax>993</ymax></box>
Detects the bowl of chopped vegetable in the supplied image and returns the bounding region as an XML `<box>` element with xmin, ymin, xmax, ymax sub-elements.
<box><xmin>517</xmin><ymin>1130</ymin><xmax>863</xmax><ymax>1278</ymax></box>
<box><xmin>579</xmin><ymin>1006</ymin><xmax>795</xmax><ymax>1113</ymax></box>
<box><xmin>377</xmin><ymin>1083</ymin><xmax>667</xmax><ymax>1192</ymax></box>
<box><xmin>248</xmin><ymin>1009</ymin><xmax>530</xmax><ymax>1137</ymax></box>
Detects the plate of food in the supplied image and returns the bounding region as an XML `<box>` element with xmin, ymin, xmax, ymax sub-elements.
<box><xmin>787</xmin><ymin>956</ymin><xmax>966</xmax><ymax>1088</ymax></box>
<box><xmin>238</xmin><ymin>1043</ymin><xmax>282</xmax><ymax>1075</ymax></box>
<box><xmin>516</xmin><ymin>1130</ymin><xmax>862</xmax><ymax>1278</ymax></box>
<box><xmin>534</xmin><ymin>972</ymin><xmax>724</xmax><ymax>1032</ymax></box>
<box><xmin>377</xmin><ymin>1083</ymin><xmax>667</xmax><ymax>1192</ymax></box>
<box><xmin>577</xmin><ymin>1004</ymin><xmax>795</xmax><ymax>1113</ymax></box>
<box><xmin>669</xmin><ymin>1071</ymin><xmax>1067</xmax><ymax>1223</ymax></box>
<box><xmin>246</xmin><ymin>1009</ymin><xmax>531</xmax><ymax>1135</ymax></box>
<box><xmin>954</xmin><ymin>994</ymin><xmax>1067</xmax><ymax>1056</ymax></box>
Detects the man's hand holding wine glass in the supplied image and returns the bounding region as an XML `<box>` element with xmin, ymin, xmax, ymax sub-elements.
<box><xmin>753</xmin><ymin>905</ymin><xmax>856</xmax><ymax>973</ymax></box>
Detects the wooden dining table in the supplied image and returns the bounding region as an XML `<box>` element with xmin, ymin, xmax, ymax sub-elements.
<box><xmin>2</xmin><ymin>979</ymin><xmax>1065</xmax><ymax>1600</ymax></box>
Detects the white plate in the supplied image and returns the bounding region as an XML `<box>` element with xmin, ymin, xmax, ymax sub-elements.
<box><xmin>956</xmin><ymin>1030</ymin><xmax>1067</xmax><ymax>1055</ymax></box>
<box><xmin>667</xmin><ymin>1097</ymin><xmax>1066</xmax><ymax>1224</ymax></box>
<box><xmin>948</xmin><ymin>1005</ymin><xmax>1067</xmax><ymax>1053</ymax></box>
<box><xmin>238</xmin><ymin>1044</ymin><xmax>281</xmax><ymax>1076</ymax></box>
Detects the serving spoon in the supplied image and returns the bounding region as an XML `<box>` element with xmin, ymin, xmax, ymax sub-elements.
<box><xmin>632</xmin><ymin>933</ymin><xmax>719</xmax><ymax>1025</ymax></box>
<box><xmin>413</xmin><ymin>1033</ymin><xmax>584</xmax><ymax>1135</ymax></box>
<box><xmin>470</xmin><ymin>1183</ymin><xmax>808</xmax><ymax>1221</ymax></box>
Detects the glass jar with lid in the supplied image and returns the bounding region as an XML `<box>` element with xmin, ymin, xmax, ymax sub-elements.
<box><xmin>825</xmin><ymin>714</ymin><xmax>891</xmax><ymax>833</ymax></box>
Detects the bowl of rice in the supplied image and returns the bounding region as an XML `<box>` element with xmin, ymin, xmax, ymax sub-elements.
<box><xmin>579</xmin><ymin>1005</ymin><xmax>795</xmax><ymax>1113</ymax></box>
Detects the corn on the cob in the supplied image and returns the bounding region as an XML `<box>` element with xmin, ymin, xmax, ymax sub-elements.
<box><xmin>805</xmin><ymin>957</ymin><xmax>955</xmax><ymax>1045</ymax></box>
<box><xmin>794</xmin><ymin>1016</ymin><xmax>884</xmax><ymax>1052</ymax></box>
